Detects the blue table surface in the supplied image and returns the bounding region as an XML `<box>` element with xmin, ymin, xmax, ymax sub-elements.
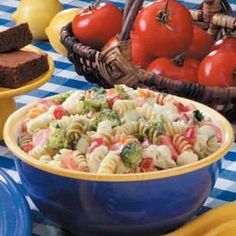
<box><xmin>0</xmin><ymin>0</ymin><xmax>236</xmax><ymax>235</ymax></box>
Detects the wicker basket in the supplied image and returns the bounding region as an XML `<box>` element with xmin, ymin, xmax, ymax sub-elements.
<box><xmin>61</xmin><ymin>0</ymin><xmax>236</xmax><ymax>121</ymax></box>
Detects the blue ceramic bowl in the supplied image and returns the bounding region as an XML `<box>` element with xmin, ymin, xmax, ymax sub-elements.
<box><xmin>3</xmin><ymin>95</ymin><xmax>234</xmax><ymax>236</ymax></box>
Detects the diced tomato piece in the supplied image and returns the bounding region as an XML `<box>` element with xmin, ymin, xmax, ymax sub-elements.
<box><xmin>53</xmin><ymin>106</ymin><xmax>67</xmax><ymax>119</ymax></box>
<box><xmin>185</xmin><ymin>127</ymin><xmax>196</xmax><ymax>144</ymax></box>
<box><xmin>201</xmin><ymin>122</ymin><xmax>222</xmax><ymax>142</ymax></box>
<box><xmin>62</xmin><ymin>154</ymin><xmax>77</xmax><ymax>170</ymax></box>
<box><xmin>181</xmin><ymin>113</ymin><xmax>190</xmax><ymax>123</ymax></box>
<box><xmin>140</xmin><ymin>158</ymin><xmax>154</xmax><ymax>172</ymax></box>
<box><xmin>177</xmin><ymin>102</ymin><xmax>196</xmax><ymax>113</ymax></box>
<box><xmin>89</xmin><ymin>138</ymin><xmax>104</xmax><ymax>153</ymax></box>
<box><xmin>107</xmin><ymin>95</ymin><xmax>121</xmax><ymax>108</ymax></box>
<box><xmin>159</xmin><ymin>135</ymin><xmax>179</xmax><ymax>160</ymax></box>
<box><xmin>22</xmin><ymin>143</ymin><xmax>33</xmax><ymax>153</ymax></box>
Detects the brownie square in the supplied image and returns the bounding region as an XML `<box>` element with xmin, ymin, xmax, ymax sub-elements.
<box><xmin>0</xmin><ymin>23</ymin><xmax>33</xmax><ymax>53</ymax></box>
<box><xmin>0</xmin><ymin>50</ymin><xmax>49</xmax><ymax>88</ymax></box>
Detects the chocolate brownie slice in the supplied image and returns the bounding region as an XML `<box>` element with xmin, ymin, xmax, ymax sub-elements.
<box><xmin>0</xmin><ymin>23</ymin><xmax>33</xmax><ymax>53</ymax></box>
<box><xmin>0</xmin><ymin>50</ymin><xmax>49</xmax><ymax>88</ymax></box>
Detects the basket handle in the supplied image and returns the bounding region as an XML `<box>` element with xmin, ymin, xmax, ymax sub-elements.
<box><xmin>119</xmin><ymin>0</ymin><xmax>144</xmax><ymax>41</ymax></box>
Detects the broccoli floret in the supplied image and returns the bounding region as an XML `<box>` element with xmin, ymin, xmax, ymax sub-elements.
<box><xmin>149</xmin><ymin>117</ymin><xmax>165</xmax><ymax>135</ymax></box>
<box><xmin>93</xmin><ymin>88</ymin><xmax>106</xmax><ymax>99</ymax></box>
<box><xmin>114</xmin><ymin>85</ymin><xmax>129</xmax><ymax>99</ymax></box>
<box><xmin>84</xmin><ymin>98</ymin><xmax>109</xmax><ymax>113</ymax></box>
<box><xmin>100</xmin><ymin>109</ymin><xmax>121</xmax><ymax>126</ymax></box>
<box><xmin>193</xmin><ymin>110</ymin><xmax>204</xmax><ymax>122</ymax></box>
<box><xmin>51</xmin><ymin>91</ymin><xmax>73</xmax><ymax>104</ymax></box>
<box><xmin>121</xmin><ymin>141</ymin><xmax>142</xmax><ymax>168</ymax></box>
<box><xmin>89</xmin><ymin>109</ymin><xmax>121</xmax><ymax>130</ymax></box>
<box><xmin>45</xmin><ymin>129</ymin><xmax>71</xmax><ymax>155</ymax></box>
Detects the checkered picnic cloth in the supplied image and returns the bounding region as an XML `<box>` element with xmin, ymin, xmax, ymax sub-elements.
<box><xmin>0</xmin><ymin>0</ymin><xmax>236</xmax><ymax>235</ymax></box>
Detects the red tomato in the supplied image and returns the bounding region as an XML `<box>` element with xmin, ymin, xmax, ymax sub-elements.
<box><xmin>22</xmin><ymin>143</ymin><xmax>33</xmax><ymax>153</ymax></box>
<box><xmin>103</xmin><ymin>32</ymin><xmax>152</xmax><ymax>68</ymax></box>
<box><xmin>147</xmin><ymin>57</ymin><xmax>200</xmax><ymax>83</ymax></box>
<box><xmin>186</xmin><ymin>25</ymin><xmax>214</xmax><ymax>60</ymax></box>
<box><xmin>134</xmin><ymin>0</ymin><xmax>193</xmax><ymax>57</ymax></box>
<box><xmin>140</xmin><ymin>158</ymin><xmax>154</xmax><ymax>172</ymax></box>
<box><xmin>53</xmin><ymin>106</ymin><xmax>67</xmax><ymax>119</ymax></box>
<box><xmin>176</xmin><ymin>102</ymin><xmax>192</xmax><ymax>113</ymax></box>
<box><xmin>72</xmin><ymin>3</ymin><xmax>122</xmax><ymax>49</ymax></box>
<box><xmin>211</xmin><ymin>37</ymin><xmax>236</xmax><ymax>51</ymax></box>
<box><xmin>89</xmin><ymin>138</ymin><xmax>104</xmax><ymax>152</ymax></box>
<box><xmin>198</xmin><ymin>49</ymin><xmax>236</xmax><ymax>87</ymax></box>
<box><xmin>107</xmin><ymin>94</ymin><xmax>121</xmax><ymax>108</ymax></box>
<box><xmin>159</xmin><ymin>135</ymin><xmax>178</xmax><ymax>160</ymax></box>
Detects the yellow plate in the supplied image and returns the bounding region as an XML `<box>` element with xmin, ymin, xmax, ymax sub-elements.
<box><xmin>167</xmin><ymin>201</ymin><xmax>236</xmax><ymax>236</ymax></box>
<box><xmin>0</xmin><ymin>45</ymin><xmax>55</xmax><ymax>139</ymax></box>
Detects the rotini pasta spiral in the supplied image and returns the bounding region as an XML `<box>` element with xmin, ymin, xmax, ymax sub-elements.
<box><xmin>138</xmin><ymin>119</ymin><xmax>165</xmax><ymax>144</ymax></box>
<box><xmin>113</xmin><ymin>100</ymin><xmax>138</xmax><ymax>116</ymax></box>
<box><xmin>39</xmin><ymin>155</ymin><xmax>52</xmax><ymax>163</ymax></box>
<box><xmin>137</xmin><ymin>103</ymin><xmax>155</xmax><ymax>120</ymax></box>
<box><xmin>75</xmin><ymin>135</ymin><xmax>90</xmax><ymax>153</ymax></box>
<box><xmin>156</xmin><ymin>93</ymin><xmax>175</xmax><ymax>105</ymax></box>
<box><xmin>172</xmin><ymin>134</ymin><xmax>192</xmax><ymax>154</ymax></box>
<box><xmin>26</xmin><ymin>104</ymin><xmax>48</xmax><ymax>120</ymax></box>
<box><xmin>97</xmin><ymin>152</ymin><xmax>121</xmax><ymax>174</ymax></box>
<box><xmin>73</xmin><ymin>151</ymin><xmax>89</xmax><ymax>172</ymax></box>
<box><xmin>27</xmin><ymin>113</ymin><xmax>54</xmax><ymax>132</ymax></box>
<box><xmin>29</xmin><ymin>146</ymin><xmax>49</xmax><ymax>160</ymax></box>
<box><xmin>114</xmin><ymin>122</ymin><xmax>138</xmax><ymax>137</ymax></box>
<box><xmin>164</xmin><ymin>118</ymin><xmax>187</xmax><ymax>136</ymax></box>
<box><xmin>18</xmin><ymin>132</ymin><xmax>32</xmax><ymax>150</ymax></box>
<box><xmin>87</xmin><ymin>145</ymin><xmax>108</xmax><ymax>173</ymax></box>
<box><xmin>91</xmin><ymin>120</ymin><xmax>113</xmax><ymax>144</ymax></box>
<box><xmin>66</xmin><ymin>120</ymin><xmax>87</xmax><ymax>142</ymax></box>
<box><xmin>137</xmin><ymin>88</ymin><xmax>155</xmax><ymax>98</ymax></box>
<box><xmin>62</xmin><ymin>91</ymin><xmax>85</xmax><ymax>115</ymax></box>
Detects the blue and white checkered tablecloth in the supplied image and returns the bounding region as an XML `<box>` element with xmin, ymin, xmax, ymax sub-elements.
<box><xmin>0</xmin><ymin>0</ymin><xmax>236</xmax><ymax>235</ymax></box>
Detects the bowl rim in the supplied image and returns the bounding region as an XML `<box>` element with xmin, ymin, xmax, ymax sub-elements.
<box><xmin>3</xmin><ymin>92</ymin><xmax>234</xmax><ymax>182</ymax></box>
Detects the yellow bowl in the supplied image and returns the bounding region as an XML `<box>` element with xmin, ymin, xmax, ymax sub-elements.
<box><xmin>0</xmin><ymin>45</ymin><xmax>54</xmax><ymax>139</ymax></box>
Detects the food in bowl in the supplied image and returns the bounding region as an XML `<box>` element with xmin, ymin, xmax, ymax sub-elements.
<box><xmin>18</xmin><ymin>85</ymin><xmax>222</xmax><ymax>174</ymax></box>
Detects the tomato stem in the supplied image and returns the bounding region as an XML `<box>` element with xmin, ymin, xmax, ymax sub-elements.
<box><xmin>89</xmin><ymin>0</ymin><xmax>101</xmax><ymax>10</ymax></box>
<box><xmin>173</xmin><ymin>53</ymin><xmax>185</xmax><ymax>67</ymax></box>
<box><xmin>156</xmin><ymin>0</ymin><xmax>173</xmax><ymax>30</ymax></box>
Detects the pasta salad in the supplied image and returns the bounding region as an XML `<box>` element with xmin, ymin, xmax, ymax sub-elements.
<box><xmin>18</xmin><ymin>85</ymin><xmax>222</xmax><ymax>174</ymax></box>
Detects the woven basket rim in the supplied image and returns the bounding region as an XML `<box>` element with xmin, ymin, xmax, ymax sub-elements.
<box><xmin>61</xmin><ymin>23</ymin><xmax>236</xmax><ymax>97</ymax></box>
